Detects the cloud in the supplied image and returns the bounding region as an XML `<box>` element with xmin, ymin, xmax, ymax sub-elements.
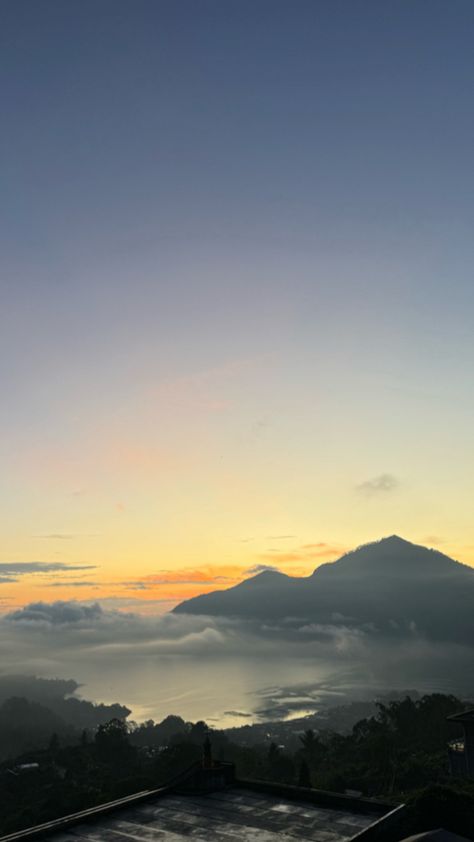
<box><xmin>98</xmin><ymin>596</ymin><xmax>177</xmax><ymax>612</ymax></box>
<box><xmin>223</xmin><ymin>710</ymin><xmax>252</xmax><ymax>718</ymax></box>
<box><xmin>44</xmin><ymin>581</ymin><xmax>99</xmax><ymax>588</ymax></box>
<box><xmin>124</xmin><ymin>567</ymin><xmax>240</xmax><ymax>589</ymax></box>
<box><xmin>301</xmin><ymin>542</ymin><xmax>329</xmax><ymax>550</ymax></box>
<box><xmin>7</xmin><ymin>601</ymin><xmax>104</xmax><ymax>625</ymax></box>
<box><xmin>1</xmin><ymin>600</ymin><xmax>233</xmax><ymax>661</ymax></box>
<box><xmin>356</xmin><ymin>473</ymin><xmax>400</xmax><ymax>495</ymax></box>
<box><xmin>425</xmin><ymin>535</ymin><xmax>445</xmax><ymax>545</ymax></box>
<box><xmin>1</xmin><ymin>599</ymin><xmax>367</xmax><ymax>663</ymax></box>
<box><xmin>259</xmin><ymin>543</ymin><xmax>344</xmax><ymax>565</ymax></box>
<box><xmin>2</xmin><ymin>599</ymin><xmax>474</xmax><ymax>723</ymax></box>
<box><xmin>34</xmin><ymin>533</ymin><xmax>99</xmax><ymax>540</ymax></box>
<box><xmin>0</xmin><ymin>562</ymin><xmax>97</xmax><ymax>583</ymax></box>
<box><xmin>266</xmin><ymin>535</ymin><xmax>295</xmax><ymax>540</ymax></box>
<box><xmin>246</xmin><ymin>564</ymin><xmax>280</xmax><ymax>575</ymax></box>
<box><xmin>147</xmin><ymin>355</ymin><xmax>268</xmax><ymax>415</ymax></box>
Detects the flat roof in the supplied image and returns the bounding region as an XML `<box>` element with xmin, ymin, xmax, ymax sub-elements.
<box><xmin>447</xmin><ymin>709</ymin><xmax>474</xmax><ymax>723</ymax></box>
<box><xmin>35</xmin><ymin>787</ymin><xmax>378</xmax><ymax>842</ymax></box>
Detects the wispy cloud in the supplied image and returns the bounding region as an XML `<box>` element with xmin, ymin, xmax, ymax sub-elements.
<box><xmin>44</xmin><ymin>581</ymin><xmax>99</xmax><ymax>588</ymax></box>
<box><xmin>259</xmin><ymin>542</ymin><xmax>345</xmax><ymax>566</ymax></box>
<box><xmin>425</xmin><ymin>535</ymin><xmax>445</xmax><ymax>545</ymax></box>
<box><xmin>148</xmin><ymin>355</ymin><xmax>270</xmax><ymax>414</ymax></box>
<box><xmin>0</xmin><ymin>562</ymin><xmax>97</xmax><ymax>583</ymax></box>
<box><xmin>356</xmin><ymin>473</ymin><xmax>400</xmax><ymax>496</ymax></box>
<box><xmin>246</xmin><ymin>564</ymin><xmax>280</xmax><ymax>575</ymax></box>
<box><xmin>121</xmin><ymin>566</ymin><xmax>242</xmax><ymax>592</ymax></box>
<box><xmin>34</xmin><ymin>533</ymin><xmax>99</xmax><ymax>540</ymax></box>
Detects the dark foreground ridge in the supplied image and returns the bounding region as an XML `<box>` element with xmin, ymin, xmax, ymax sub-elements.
<box><xmin>173</xmin><ymin>536</ymin><xmax>474</xmax><ymax>644</ymax></box>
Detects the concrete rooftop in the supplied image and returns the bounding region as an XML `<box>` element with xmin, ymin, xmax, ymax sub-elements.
<box><xmin>39</xmin><ymin>787</ymin><xmax>377</xmax><ymax>842</ymax></box>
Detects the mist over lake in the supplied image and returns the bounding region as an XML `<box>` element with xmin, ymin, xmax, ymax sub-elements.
<box><xmin>59</xmin><ymin>650</ymin><xmax>474</xmax><ymax>727</ymax></box>
<box><xmin>2</xmin><ymin>594</ymin><xmax>474</xmax><ymax>727</ymax></box>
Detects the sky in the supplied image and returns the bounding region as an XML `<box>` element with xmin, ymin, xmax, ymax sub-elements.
<box><xmin>2</xmin><ymin>0</ymin><xmax>474</xmax><ymax>613</ymax></box>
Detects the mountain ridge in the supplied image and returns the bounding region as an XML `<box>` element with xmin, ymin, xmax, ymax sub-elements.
<box><xmin>173</xmin><ymin>536</ymin><xmax>474</xmax><ymax>644</ymax></box>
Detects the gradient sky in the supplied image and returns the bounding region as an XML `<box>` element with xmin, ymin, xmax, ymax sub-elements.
<box><xmin>2</xmin><ymin>0</ymin><xmax>474</xmax><ymax>611</ymax></box>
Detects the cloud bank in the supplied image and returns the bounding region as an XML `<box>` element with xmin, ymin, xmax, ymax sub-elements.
<box><xmin>2</xmin><ymin>599</ymin><xmax>474</xmax><ymax>722</ymax></box>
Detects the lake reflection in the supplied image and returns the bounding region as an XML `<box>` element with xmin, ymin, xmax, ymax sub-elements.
<box><xmin>65</xmin><ymin>649</ymin><xmax>474</xmax><ymax>727</ymax></box>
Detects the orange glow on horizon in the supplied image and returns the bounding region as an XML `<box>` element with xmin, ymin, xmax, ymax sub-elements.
<box><xmin>1</xmin><ymin>536</ymin><xmax>474</xmax><ymax>615</ymax></box>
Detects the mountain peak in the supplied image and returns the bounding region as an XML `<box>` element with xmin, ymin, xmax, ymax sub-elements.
<box><xmin>236</xmin><ymin>568</ymin><xmax>290</xmax><ymax>588</ymax></box>
<box><xmin>381</xmin><ymin>534</ymin><xmax>411</xmax><ymax>545</ymax></box>
<box><xmin>313</xmin><ymin>535</ymin><xmax>469</xmax><ymax>578</ymax></box>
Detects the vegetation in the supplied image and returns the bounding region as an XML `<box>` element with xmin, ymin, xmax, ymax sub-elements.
<box><xmin>0</xmin><ymin>693</ymin><xmax>473</xmax><ymax>838</ymax></box>
<box><xmin>0</xmin><ymin>676</ymin><xmax>130</xmax><ymax>761</ymax></box>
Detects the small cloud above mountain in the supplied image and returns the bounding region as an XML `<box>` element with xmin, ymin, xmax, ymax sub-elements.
<box><xmin>246</xmin><ymin>564</ymin><xmax>280</xmax><ymax>575</ymax></box>
<box><xmin>356</xmin><ymin>473</ymin><xmax>400</xmax><ymax>496</ymax></box>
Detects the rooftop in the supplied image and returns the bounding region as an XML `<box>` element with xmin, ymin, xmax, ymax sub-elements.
<box><xmin>40</xmin><ymin>787</ymin><xmax>377</xmax><ymax>842</ymax></box>
<box><xmin>0</xmin><ymin>769</ymin><xmax>396</xmax><ymax>842</ymax></box>
<box><xmin>446</xmin><ymin>709</ymin><xmax>474</xmax><ymax>724</ymax></box>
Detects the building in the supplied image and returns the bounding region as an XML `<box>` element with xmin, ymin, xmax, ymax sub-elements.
<box><xmin>446</xmin><ymin>709</ymin><xmax>474</xmax><ymax>778</ymax></box>
<box><xmin>0</xmin><ymin>759</ymin><xmax>403</xmax><ymax>842</ymax></box>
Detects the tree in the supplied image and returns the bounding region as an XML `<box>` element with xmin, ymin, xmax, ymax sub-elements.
<box><xmin>95</xmin><ymin>718</ymin><xmax>133</xmax><ymax>764</ymax></box>
<box><xmin>299</xmin><ymin>729</ymin><xmax>319</xmax><ymax>757</ymax></box>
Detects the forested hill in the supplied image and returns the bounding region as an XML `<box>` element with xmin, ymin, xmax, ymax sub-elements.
<box><xmin>0</xmin><ymin>676</ymin><xmax>130</xmax><ymax>760</ymax></box>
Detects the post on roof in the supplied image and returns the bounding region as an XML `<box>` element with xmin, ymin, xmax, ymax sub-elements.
<box><xmin>203</xmin><ymin>734</ymin><xmax>213</xmax><ymax>769</ymax></box>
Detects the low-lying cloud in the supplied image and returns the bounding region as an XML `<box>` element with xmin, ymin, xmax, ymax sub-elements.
<box><xmin>1</xmin><ymin>598</ymin><xmax>474</xmax><ymax>723</ymax></box>
<box><xmin>7</xmin><ymin>601</ymin><xmax>104</xmax><ymax>625</ymax></box>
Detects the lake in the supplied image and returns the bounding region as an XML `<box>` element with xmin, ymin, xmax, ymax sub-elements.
<box><xmin>62</xmin><ymin>649</ymin><xmax>474</xmax><ymax>727</ymax></box>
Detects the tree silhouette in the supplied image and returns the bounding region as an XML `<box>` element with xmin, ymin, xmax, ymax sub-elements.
<box><xmin>95</xmin><ymin>718</ymin><xmax>133</xmax><ymax>764</ymax></box>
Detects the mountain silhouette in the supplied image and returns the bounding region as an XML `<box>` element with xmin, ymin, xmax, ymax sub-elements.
<box><xmin>173</xmin><ymin>536</ymin><xmax>474</xmax><ymax>643</ymax></box>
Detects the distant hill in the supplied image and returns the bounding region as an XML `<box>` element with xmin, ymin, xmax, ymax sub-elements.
<box><xmin>173</xmin><ymin>536</ymin><xmax>474</xmax><ymax>643</ymax></box>
<box><xmin>0</xmin><ymin>676</ymin><xmax>130</xmax><ymax>730</ymax></box>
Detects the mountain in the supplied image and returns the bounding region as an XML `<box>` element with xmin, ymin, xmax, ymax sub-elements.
<box><xmin>173</xmin><ymin>536</ymin><xmax>474</xmax><ymax>643</ymax></box>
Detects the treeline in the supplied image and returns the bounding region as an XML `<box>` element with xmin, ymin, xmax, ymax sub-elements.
<box><xmin>0</xmin><ymin>676</ymin><xmax>130</xmax><ymax>760</ymax></box>
<box><xmin>1</xmin><ymin>694</ymin><xmax>474</xmax><ymax>838</ymax></box>
<box><xmin>0</xmin><ymin>718</ymin><xmax>206</xmax><ymax>836</ymax></box>
<box><xmin>129</xmin><ymin>693</ymin><xmax>469</xmax><ymax>797</ymax></box>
